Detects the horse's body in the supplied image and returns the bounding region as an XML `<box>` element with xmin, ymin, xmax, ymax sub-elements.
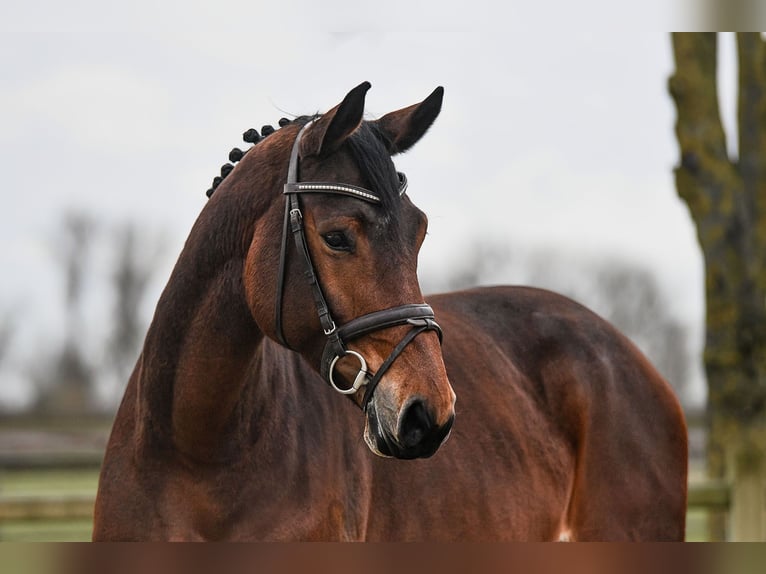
<box><xmin>93</xmin><ymin>84</ymin><xmax>687</xmax><ymax>541</ymax></box>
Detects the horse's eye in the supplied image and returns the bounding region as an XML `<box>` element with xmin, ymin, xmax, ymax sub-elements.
<box><xmin>323</xmin><ymin>231</ymin><xmax>352</xmax><ymax>252</ymax></box>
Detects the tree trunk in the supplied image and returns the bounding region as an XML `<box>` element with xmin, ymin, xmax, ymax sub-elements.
<box><xmin>670</xmin><ymin>32</ymin><xmax>766</xmax><ymax>541</ymax></box>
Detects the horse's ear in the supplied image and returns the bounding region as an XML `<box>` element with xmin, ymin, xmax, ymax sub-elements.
<box><xmin>301</xmin><ymin>81</ymin><xmax>371</xmax><ymax>158</ymax></box>
<box><xmin>372</xmin><ymin>86</ymin><xmax>444</xmax><ymax>155</ymax></box>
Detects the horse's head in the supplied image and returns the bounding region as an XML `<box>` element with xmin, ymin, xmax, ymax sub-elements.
<box><xmin>234</xmin><ymin>83</ymin><xmax>455</xmax><ymax>459</ymax></box>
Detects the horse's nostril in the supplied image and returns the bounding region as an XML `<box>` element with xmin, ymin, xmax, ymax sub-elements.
<box><xmin>399</xmin><ymin>399</ymin><xmax>433</xmax><ymax>449</ymax></box>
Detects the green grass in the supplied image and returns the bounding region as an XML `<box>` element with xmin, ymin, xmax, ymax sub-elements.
<box><xmin>0</xmin><ymin>469</ymin><xmax>99</xmax><ymax>542</ymax></box>
<box><xmin>685</xmin><ymin>509</ymin><xmax>711</xmax><ymax>542</ymax></box>
<box><xmin>0</xmin><ymin>469</ymin><xmax>99</xmax><ymax>497</ymax></box>
<box><xmin>0</xmin><ymin>519</ymin><xmax>93</xmax><ymax>542</ymax></box>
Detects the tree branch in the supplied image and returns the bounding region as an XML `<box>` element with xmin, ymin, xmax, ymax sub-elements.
<box><xmin>669</xmin><ymin>33</ymin><xmax>741</xmax><ymax>228</ymax></box>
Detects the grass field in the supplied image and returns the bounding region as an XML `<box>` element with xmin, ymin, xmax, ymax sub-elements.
<box><xmin>0</xmin><ymin>469</ymin><xmax>98</xmax><ymax>541</ymax></box>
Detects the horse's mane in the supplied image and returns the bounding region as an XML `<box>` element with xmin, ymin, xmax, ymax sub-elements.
<box><xmin>345</xmin><ymin>122</ymin><xmax>401</xmax><ymax>217</ymax></box>
<box><xmin>207</xmin><ymin>116</ymin><xmax>401</xmax><ymax>218</ymax></box>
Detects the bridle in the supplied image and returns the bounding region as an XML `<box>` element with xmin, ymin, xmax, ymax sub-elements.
<box><xmin>274</xmin><ymin>121</ymin><xmax>443</xmax><ymax>411</ymax></box>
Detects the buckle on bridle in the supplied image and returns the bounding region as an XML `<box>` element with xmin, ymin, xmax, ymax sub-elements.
<box><xmin>323</xmin><ymin>320</ymin><xmax>337</xmax><ymax>336</ymax></box>
<box><xmin>328</xmin><ymin>350</ymin><xmax>368</xmax><ymax>395</ymax></box>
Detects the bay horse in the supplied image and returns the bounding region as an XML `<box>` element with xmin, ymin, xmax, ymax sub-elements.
<box><xmin>93</xmin><ymin>82</ymin><xmax>688</xmax><ymax>541</ymax></box>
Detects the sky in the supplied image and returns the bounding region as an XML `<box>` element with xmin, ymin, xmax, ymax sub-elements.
<box><xmin>0</xmin><ymin>2</ymin><xmax>744</xmax><ymax>408</ymax></box>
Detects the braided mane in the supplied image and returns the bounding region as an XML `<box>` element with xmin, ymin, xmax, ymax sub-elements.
<box><xmin>206</xmin><ymin>116</ymin><xmax>401</xmax><ymax>217</ymax></box>
<box><xmin>206</xmin><ymin>116</ymin><xmax>300</xmax><ymax>198</ymax></box>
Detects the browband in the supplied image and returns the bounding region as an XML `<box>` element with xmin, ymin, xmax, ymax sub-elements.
<box><xmin>284</xmin><ymin>172</ymin><xmax>408</xmax><ymax>203</ymax></box>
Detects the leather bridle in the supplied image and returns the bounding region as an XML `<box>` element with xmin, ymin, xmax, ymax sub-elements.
<box><xmin>274</xmin><ymin>121</ymin><xmax>443</xmax><ymax>411</ymax></box>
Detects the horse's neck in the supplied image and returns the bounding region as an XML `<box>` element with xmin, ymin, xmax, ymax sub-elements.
<box><xmin>136</xmin><ymin>204</ymin><xmax>268</xmax><ymax>463</ymax></box>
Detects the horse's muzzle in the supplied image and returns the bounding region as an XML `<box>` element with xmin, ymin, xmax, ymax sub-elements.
<box><xmin>366</xmin><ymin>398</ymin><xmax>454</xmax><ymax>459</ymax></box>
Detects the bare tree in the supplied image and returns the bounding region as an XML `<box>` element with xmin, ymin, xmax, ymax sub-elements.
<box><xmin>34</xmin><ymin>212</ymin><xmax>97</xmax><ymax>415</ymax></box>
<box><xmin>59</xmin><ymin>213</ymin><xmax>95</xmax><ymax>338</ymax></box>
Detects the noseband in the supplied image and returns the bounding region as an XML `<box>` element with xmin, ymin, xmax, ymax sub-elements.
<box><xmin>274</xmin><ymin>121</ymin><xmax>443</xmax><ymax>410</ymax></box>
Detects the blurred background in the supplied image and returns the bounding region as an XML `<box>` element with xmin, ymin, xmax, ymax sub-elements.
<box><xmin>0</xmin><ymin>1</ymin><xmax>763</xmax><ymax>542</ymax></box>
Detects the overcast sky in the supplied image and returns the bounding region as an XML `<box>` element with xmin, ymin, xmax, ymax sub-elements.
<box><xmin>2</xmin><ymin>2</ymin><xmax>741</xmax><ymax>407</ymax></box>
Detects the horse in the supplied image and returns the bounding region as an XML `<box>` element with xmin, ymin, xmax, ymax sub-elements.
<box><xmin>92</xmin><ymin>82</ymin><xmax>688</xmax><ymax>541</ymax></box>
